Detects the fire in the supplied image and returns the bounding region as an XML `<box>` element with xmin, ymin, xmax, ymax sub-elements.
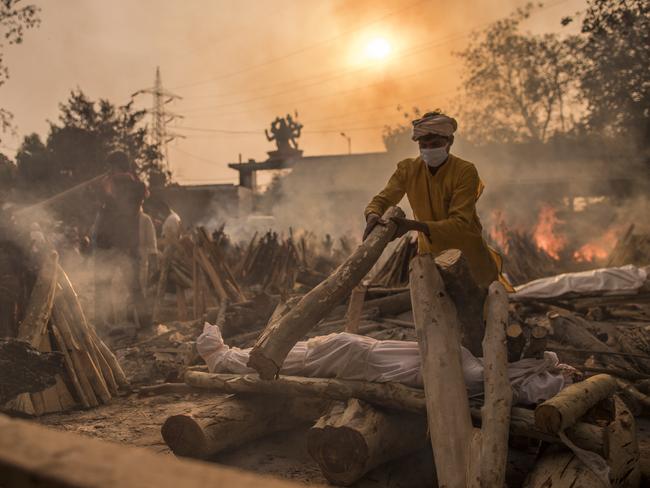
<box><xmin>532</xmin><ymin>204</ymin><xmax>566</xmax><ymax>260</ymax></box>
<box><xmin>573</xmin><ymin>227</ymin><xmax>619</xmax><ymax>263</ymax></box>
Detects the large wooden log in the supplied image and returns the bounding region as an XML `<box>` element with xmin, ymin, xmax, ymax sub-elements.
<box><xmin>434</xmin><ymin>249</ymin><xmax>487</xmax><ymax>357</ymax></box>
<box><xmin>345</xmin><ymin>283</ymin><xmax>368</xmax><ymax>333</ymax></box>
<box><xmin>161</xmin><ymin>394</ymin><xmax>325</xmax><ymax>459</ymax></box>
<box><xmin>17</xmin><ymin>251</ymin><xmax>59</xmax><ymax>346</ymax></box>
<box><xmin>307</xmin><ymin>398</ymin><xmax>428</xmax><ymax>486</ymax></box>
<box><xmin>248</xmin><ymin>206</ymin><xmax>405</xmax><ymax>379</ymax></box>
<box><xmin>499</xmin><ymin>406</ymin><xmax>605</xmax><ymax>455</ymax></box>
<box><xmin>548</xmin><ymin>313</ymin><xmax>633</xmax><ymax>372</ymax></box>
<box><xmin>184</xmin><ymin>371</ymin><xmax>426</xmax><ymax>413</ymax></box>
<box><xmin>0</xmin><ymin>413</ymin><xmax>310</xmax><ymax>488</ymax></box>
<box><xmin>523</xmin><ymin>447</ymin><xmax>604</xmax><ymax>488</ymax></box>
<box><xmin>606</xmin><ymin>395</ymin><xmax>641</xmax><ymax>488</ymax></box>
<box><xmin>0</xmin><ymin>339</ymin><xmax>64</xmax><ymax>404</ymax></box>
<box><xmin>535</xmin><ymin>374</ymin><xmax>617</xmax><ymax>434</ymax></box>
<box><xmin>409</xmin><ymin>254</ymin><xmax>473</xmax><ymax>488</ymax></box>
<box><xmin>479</xmin><ymin>281</ymin><xmax>512</xmax><ymax>488</ymax></box>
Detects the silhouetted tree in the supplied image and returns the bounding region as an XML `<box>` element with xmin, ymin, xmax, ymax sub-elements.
<box><xmin>574</xmin><ymin>0</ymin><xmax>649</xmax><ymax>149</ymax></box>
<box><xmin>0</xmin><ymin>1</ymin><xmax>40</xmax><ymax>139</ymax></box>
<box><xmin>15</xmin><ymin>90</ymin><xmax>162</xmax><ymax>195</ymax></box>
<box><xmin>454</xmin><ymin>4</ymin><xmax>581</xmax><ymax>144</ymax></box>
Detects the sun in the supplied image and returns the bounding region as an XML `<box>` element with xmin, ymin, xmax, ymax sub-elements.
<box><xmin>365</xmin><ymin>37</ymin><xmax>391</xmax><ymax>61</ymax></box>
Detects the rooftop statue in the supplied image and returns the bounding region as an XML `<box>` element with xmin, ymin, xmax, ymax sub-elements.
<box><xmin>265</xmin><ymin>114</ymin><xmax>303</xmax><ymax>155</ymax></box>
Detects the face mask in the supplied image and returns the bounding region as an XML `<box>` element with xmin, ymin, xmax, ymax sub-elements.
<box><xmin>420</xmin><ymin>146</ymin><xmax>448</xmax><ymax>167</ymax></box>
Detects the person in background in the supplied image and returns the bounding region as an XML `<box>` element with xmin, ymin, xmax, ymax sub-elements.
<box><xmin>363</xmin><ymin>111</ymin><xmax>508</xmax><ymax>290</ymax></box>
<box><xmin>92</xmin><ymin>150</ymin><xmax>148</xmax><ymax>329</ymax></box>
<box><xmin>138</xmin><ymin>209</ymin><xmax>158</xmax><ymax>299</ymax></box>
<box><xmin>160</xmin><ymin>200</ymin><xmax>182</xmax><ymax>251</ymax></box>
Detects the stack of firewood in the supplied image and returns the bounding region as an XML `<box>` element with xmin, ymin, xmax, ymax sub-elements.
<box><xmin>153</xmin><ymin>228</ymin><xmax>246</xmax><ymax>322</ymax></box>
<box><xmin>4</xmin><ymin>251</ymin><xmax>128</xmax><ymax>415</ymax></box>
<box><xmin>236</xmin><ymin>231</ymin><xmax>302</xmax><ymax>293</ymax></box>
<box><xmin>496</xmin><ymin>230</ymin><xmax>561</xmax><ymax>285</ymax></box>
<box><xmin>155</xmin><ymin>207</ymin><xmax>647</xmax><ymax>487</ymax></box>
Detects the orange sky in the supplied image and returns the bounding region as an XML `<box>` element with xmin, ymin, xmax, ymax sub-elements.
<box><xmin>1</xmin><ymin>0</ymin><xmax>585</xmax><ymax>184</ymax></box>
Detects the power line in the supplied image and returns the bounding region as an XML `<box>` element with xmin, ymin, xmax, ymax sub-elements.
<box><xmin>173</xmin><ymin>124</ymin><xmax>386</xmax><ymax>136</ymax></box>
<box><xmin>181</xmin><ymin>61</ymin><xmax>458</xmax><ymax>118</ymax></box>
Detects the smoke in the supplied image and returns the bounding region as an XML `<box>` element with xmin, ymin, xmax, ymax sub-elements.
<box><xmin>4</xmin><ymin>203</ymin><xmax>143</xmax><ymax>334</ymax></box>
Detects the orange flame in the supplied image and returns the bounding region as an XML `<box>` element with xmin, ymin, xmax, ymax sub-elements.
<box><xmin>532</xmin><ymin>204</ymin><xmax>567</xmax><ymax>260</ymax></box>
<box><xmin>573</xmin><ymin>227</ymin><xmax>619</xmax><ymax>263</ymax></box>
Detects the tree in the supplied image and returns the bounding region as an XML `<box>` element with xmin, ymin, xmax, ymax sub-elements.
<box><xmin>0</xmin><ymin>1</ymin><xmax>40</xmax><ymax>139</ymax></box>
<box><xmin>574</xmin><ymin>0</ymin><xmax>649</xmax><ymax>149</ymax></box>
<box><xmin>454</xmin><ymin>4</ymin><xmax>580</xmax><ymax>144</ymax></box>
<box><xmin>15</xmin><ymin>90</ymin><xmax>163</xmax><ymax>194</ymax></box>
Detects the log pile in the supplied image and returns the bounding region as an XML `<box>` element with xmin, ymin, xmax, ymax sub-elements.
<box><xmin>158</xmin><ymin>230</ymin><xmax>648</xmax><ymax>487</ymax></box>
<box><xmin>496</xmin><ymin>230</ymin><xmax>562</xmax><ymax>285</ymax></box>
<box><xmin>1</xmin><ymin>250</ymin><xmax>128</xmax><ymax>415</ymax></box>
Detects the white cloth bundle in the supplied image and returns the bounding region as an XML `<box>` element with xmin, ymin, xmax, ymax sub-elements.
<box><xmin>196</xmin><ymin>323</ymin><xmax>568</xmax><ymax>405</ymax></box>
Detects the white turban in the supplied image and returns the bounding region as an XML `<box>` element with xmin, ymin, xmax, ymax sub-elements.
<box><xmin>411</xmin><ymin>113</ymin><xmax>458</xmax><ymax>141</ymax></box>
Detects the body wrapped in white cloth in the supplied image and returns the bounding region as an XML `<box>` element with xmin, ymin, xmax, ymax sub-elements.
<box><xmin>196</xmin><ymin>323</ymin><xmax>571</xmax><ymax>405</ymax></box>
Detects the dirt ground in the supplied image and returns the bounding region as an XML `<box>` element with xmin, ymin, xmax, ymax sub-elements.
<box><xmin>34</xmin><ymin>389</ymin><xmax>650</xmax><ymax>487</ymax></box>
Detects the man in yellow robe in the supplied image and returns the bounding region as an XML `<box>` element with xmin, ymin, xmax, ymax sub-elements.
<box><xmin>363</xmin><ymin>111</ymin><xmax>503</xmax><ymax>289</ymax></box>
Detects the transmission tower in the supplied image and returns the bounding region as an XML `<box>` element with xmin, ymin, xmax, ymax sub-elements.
<box><xmin>131</xmin><ymin>67</ymin><xmax>184</xmax><ymax>177</ymax></box>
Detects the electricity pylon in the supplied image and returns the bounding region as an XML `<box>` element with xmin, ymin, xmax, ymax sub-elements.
<box><xmin>131</xmin><ymin>67</ymin><xmax>184</xmax><ymax>177</ymax></box>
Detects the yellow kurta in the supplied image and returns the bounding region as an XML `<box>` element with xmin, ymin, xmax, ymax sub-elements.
<box><xmin>365</xmin><ymin>154</ymin><xmax>500</xmax><ymax>288</ymax></box>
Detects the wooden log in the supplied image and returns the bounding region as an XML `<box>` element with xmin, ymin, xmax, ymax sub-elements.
<box><xmin>496</xmin><ymin>406</ymin><xmax>605</xmax><ymax>455</ymax></box>
<box><xmin>479</xmin><ymin>281</ymin><xmax>512</xmax><ymax>488</ymax></box>
<box><xmin>184</xmin><ymin>371</ymin><xmax>426</xmax><ymax>413</ymax></box>
<box><xmin>329</xmin><ymin>290</ymin><xmax>412</xmax><ymax>320</ymax></box>
<box><xmin>53</xmin><ymin>291</ymin><xmax>111</xmax><ymax>404</ymax></box>
<box><xmin>523</xmin><ymin>446</ymin><xmax>605</xmax><ymax>488</ymax></box>
<box><xmin>248</xmin><ymin>206</ymin><xmax>405</xmax><ymax>379</ymax></box>
<box><xmin>0</xmin><ymin>339</ymin><xmax>64</xmax><ymax>404</ymax></box>
<box><xmin>50</xmin><ymin>324</ymin><xmax>90</xmax><ymax>408</ymax></box>
<box><xmin>409</xmin><ymin>254</ymin><xmax>473</xmax><ymax>488</ymax></box>
<box><xmin>162</xmin><ymin>394</ymin><xmax>326</xmax><ymax>459</ymax></box>
<box><xmin>17</xmin><ymin>251</ymin><xmax>59</xmax><ymax>346</ymax></box>
<box><xmin>434</xmin><ymin>249</ymin><xmax>487</xmax><ymax>357</ymax></box>
<box><xmin>51</xmin><ymin>305</ymin><xmax>99</xmax><ymax>407</ymax></box>
<box><xmin>31</xmin><ymin>332</ymin><xmax>73</xmax><ymax>414</ymax></box>
<box><xmin>506</xmin><ymin>322</ymin><xmax>526</xmax><ymax>362</ymax></box>
<box><xmin>345</xmin><ymin>282</ymin><xmax>368</xmax><ymax>333</ymax></box>
<box><xmin>606</xmin><ymin>395</ymin><xmax>641</xmax><ymax>488</ymax></box>
<box><xmin>307</xmin><ymin>398</ymin><xmax>428</xmax><ymax>486</ymax></box>
<box><xmin>56</xmin><ymin>268</ymin><xmax>128</xmax><ymax>390</ymax></box>
<box><xmin>548</xmin><ymin>313</ymin><xmax>633</xmax><ymax>372</ymax></box>
<box><xmin>535</xmin><ymin>374</ymin><xmax>617</xmax><ymax>434</ymax></box>
<box><xmin>196</xmin><ymin>247</ymin><xmax>228</xmax><ymax>304</ymax></box>
<box><xmin>0</xmin><ymin>413</ymin><xmax>312</xmax><ymax>488</ymax></box>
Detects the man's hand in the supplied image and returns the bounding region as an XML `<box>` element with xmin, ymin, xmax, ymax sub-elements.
<box><xmin>389</xmin><ymin>217</ymin><xmax>431</xmax><ymax>240</ymax></box>
<box><xmin>363</xmin><ymin>213</ymin><xmax>383</xmax><ymax>241</ymax></box>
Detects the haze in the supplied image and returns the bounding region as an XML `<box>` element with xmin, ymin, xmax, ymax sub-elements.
<box><xmin>1</xmin><ymin>0</ymin><xmax>585</xmax><ymax>184</ymax></box>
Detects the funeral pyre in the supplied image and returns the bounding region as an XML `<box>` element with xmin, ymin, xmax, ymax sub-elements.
<box><xmin>2</xmin><ymin>205</ymin><xmax>650</xmax><ymax>487</ymax></box>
